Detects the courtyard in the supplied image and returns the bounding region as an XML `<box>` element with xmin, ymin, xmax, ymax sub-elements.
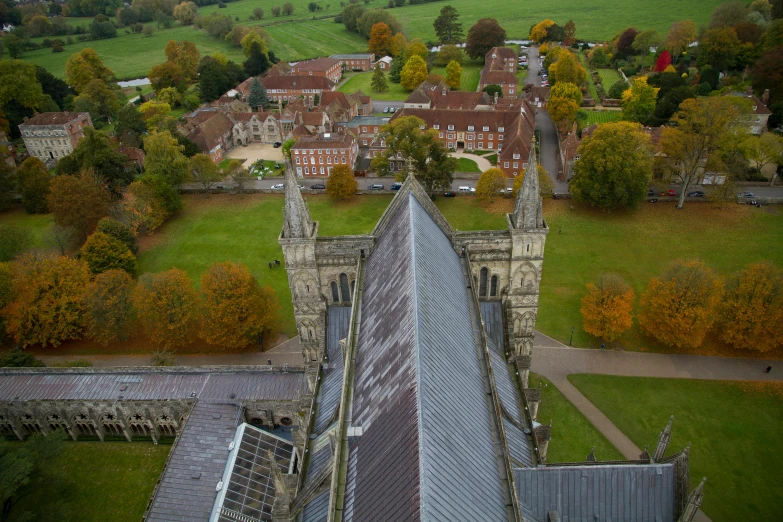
<box><xmin>225</xmin><ymin>142</ymin><xmax>284</xmax><ymax>166</ymax></box>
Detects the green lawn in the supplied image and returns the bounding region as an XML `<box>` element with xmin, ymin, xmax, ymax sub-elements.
<box><xmin>456</xmin><ymin>157</ymin><xmax>480</xmax><ymax>172</ymax></box>
<box><xmin>529</xmin><ymin>373</ymin><xmax>624</xmax><ymax>463</ymax></box>
<box><xmin>584</xmin><ymin>109</ymin><xmax>623</xmax><ymax>125</ymax></box>
<box><xmin>569</xmin><ymin>375</ymin><xmax>783</xmax><ymax>522</ymax></box>
<box><xmin>430</xmin><ymin>62</ymin><xmax>482</xmax><ymax>92</ymax></box>
<box><xmin>578</xmin><ymin>51</ymin><xmax>599</xmax><ymax>101</ymax></box>
<box><xmin>8</xmin><ymin>442</ymin><xmax>170</xmax><ymax>522</ymax></box>
<box><xmin>0</xmin><ymin>208</ymin><xmax>54</xmax><ymax>250</ymax></box>
<box><xmin>596</xmin><ymin>68</ymin><xmax>622</xmax><ymax>87</ymax></box>
<box><xmin>538</xmin><ymin>201</ymin><xmax>783</xmax><ymax>353</ymax></box>
<box><xmin>338</xmin><ymin>71</ymin><xmax>409</xmax><ymax>100</ymax></box>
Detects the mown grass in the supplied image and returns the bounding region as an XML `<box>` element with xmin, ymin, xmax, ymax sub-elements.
<box><xmin>596</xmin><ymin>67</ymin><xmax>622</xmax><ymax>87</ymax></box>
<box><xmin>578</xmin><ymin>51</ymin><xmax>599</xmax><ymax>101</ymax></box>
<box><xmin>430</xmin><ymin>62</ymin><xmax>482</xmax><ymax>92</ymax></box>
<box><xmin>338</xmin><ymin>71</ymin><xmax>409</xmax><ymax>100</ymax></box>
<box><xmin>569</xmin><ymin>376</ymin><xmax>783</xmax><ymax>522</ymax></box>
<box><xmin>584</xmin><ymin>109</ymin><xmax>623</xmax><ymax>125</ymax></box>
<box><xmin>7</xmin><ymin>442</ymin><xmax>170</xmax><ymax>522</ymax></box>
<box><xmin>537</xmin><ymin>200</ymin><xmax>783</xmax><ymax>354</ymax></box>
<box><xmin>0</xmin><ymin>208</ymin><xmax>55</xmax><ymax>250</ymax></box>
<box><xmin>457</xmin><ymin>157</ymin><xmax>480</xmax><ymax>172</ymax></box>
<box><xmin>529</xmin><ymin>373</ymin><xmax>624</xmax><ymax>463</ymax></box>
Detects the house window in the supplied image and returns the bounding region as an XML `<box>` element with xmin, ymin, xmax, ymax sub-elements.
<box><xmin>489</xmin><ymin>142</ymin><xmax>493</xmax><ymax>148</ymax></box>
<box><xmin>305</xmin><ymin>167</ymin><xmax>309</xmax><ymax>174</ymax></box>
<box><xmin>363</xmin><ymin>140</ymin><xmax>367</xmax><ymax>145</ymax></box>
<box><xmin>468</xmin><ymin>126</ymin><xmax>474</xmax><ymax>131</ymax></box>
<box><xmin>478</xmin><ymin>134</ymin><xmax>484</xmax><ymax>139</ymax></box>
<box><xmin>434</xmin><ymin>125</ymin><xmax>440</xmax><ymax>130</ymax></box>
<box><xmin>513</xmin><ymin>153</ymin><xmax>520</xmax><ymax>159</ymax></box>
<box><xmin>295</xmin><ymin>158</ymin><xmax>300</xmax><ymax>164</ymax></box>
<box><xmin>448</xmin><ymin>142</ymin><xmax>454</xmax><ymax>148</ymax></box>
<box><xmin>478</xmin><ymin>142</ymin><xmax>483</xmax><ymax>148</ymax></box>
<box><xmin>342</xmin><ymin>156</ymin><xmax>346</xmax><ymax>163</ymax></box>
<box><xmin>499</xmin><ymin>135</ymin><xmax>504</xmax><ymax>140</ymax></box>
<box><xmin>504</xmin><ymin>162</ymin><xmax>510</xmax><ymax>168</ymax></box>
<box><xmin>362</xmin><ymin>127</ymin><xmax>367</xmax><ymax>132</ymax></box>
<box><xmin>328</xmin><ymin>156</ymin><xmax>332</xmax><ymax>164</ymax></box>
<box><xmin>448</xmin><ymin>125</ymin><xmax>454</xmax><ymax>130</ymax></box>
<box><xmin>448</xmin><ymin>133</ymin><xmax>454</xmax><ymax>139</ymax></box>
<box><xmin>483</xmin><ymin>126</ymin><xmax>489</xmax><ymax>131</ymax></box>
<box><xmin>320</xmin><ymin>167</ymin><xmax>325</xmax><ymax>174</ymax></box>
<box><xmin>498</xmin><ymin>126</ymin><xmax>505</xmax><ymax>132</ymax></box>
<box><xmin>513</xmin><ymin>162</ymin><xmax>518</xmax><ymax>168</ymax></box>
<box><xmin>489</xmin><ymin>134</ymin><xmax>493</xmax><ymax>140</ymax></box>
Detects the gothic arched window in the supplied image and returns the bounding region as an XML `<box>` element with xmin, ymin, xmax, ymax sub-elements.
<box><xmin>339</xmin><ymin>273</ymin><xmax>350</xmax><ymax>303</ymax></box>
<box><xmin>331</xmin><ymin>281</ymin><xmax>339</xmax><ymax>303</ymax></box>
<box><xmin>479</xmin><ymin>268</ymin><xmax>489</xmax><ymax>298</ymax></box>
<box><xmin>490</xmin><ymin>275</ymin><xmax>498</xmax><ymax>297</ymax></box>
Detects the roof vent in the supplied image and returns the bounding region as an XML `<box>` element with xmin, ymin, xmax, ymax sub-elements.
<box><xmin>191</xmin><ymin>472</ymin><xmax>201</xmax><ymax>480</ymax></box>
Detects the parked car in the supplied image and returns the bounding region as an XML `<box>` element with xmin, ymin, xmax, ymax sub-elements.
<box><xmin>383</xmin><ymin>107</ymin><xmax>390</xmax><ymax>113</ymax></box>
<box><xmin>271</xmin><ymin>183</ymin><xmax>284</xmax><ymax>190</ymax></box>
<box><xmin>687</xmin><ymin>191</ymin><xmax>704</xmax><ymax>197</ymax></box>
<box><xmin>390</xmin><ymin>182</ymin><xmax>402</xmax><ymax>191</ymax></box>
<box><xmin>737</xmin><ymin>191</ymin><xmax>755</xmax><ymax>198</ymax></box>
<box><xmin>368</xmin><ymin>184</ymin><xmax>384</xmax><ymax>190</ymax></box>
<box><xmin>660</xmin><ymin>189</ymin><xmax>677</xmax><ymax>197</ymax></box>
<box><xmin>444</xmin><ymin>191</ymin><xmax>456</xmax><ymax>197</ymax></box>
<box><xmin>458</xmin><ymin>186</ymin><xmax>472</xmax><ymax>193</ymax></box>
<box><xmin>310</xmin><ymin>183</ymin><xmax>326</xmax><ymax>190</ymax></box>
<box><xmin>273</xmin><ymin>142</ymin><xmax>282</xmax><ymax>148</ymax></box>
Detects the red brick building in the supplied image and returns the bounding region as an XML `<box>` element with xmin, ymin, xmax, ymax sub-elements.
<box><xmin>291</xmin><ymin>133</ymin><xmax>358</xmax><ymax>177</ymax></box>
<box><xmin>478</xmin><ymin>47</ymin><xmax>519</xmax><ymax>97</ymax></box>
<box><xmin>330</xmin><ymin>53</ymin><xmax>376</xmax><ymax>72</ymax></box>
<box><xmin>291</xmin><ymin>57</ymin><xmax>342</xmax><ymax>83</ymax></box>
<box><xmin>258</xmin><ymin>76</ymin><xmax>336</xmax><ymax>105</ymax></box>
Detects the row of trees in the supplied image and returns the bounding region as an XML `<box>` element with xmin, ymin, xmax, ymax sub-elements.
<box><xmin>474</xmin><ymin>164</ymin><xmax>554</xmax><ymax>200</ymax></box>
<box><xmin>1</xmin><ymin>255</ymin><xmax>279</xmax><ymax>350</ymax></box>
<box><xmin>581</xmin><ymin>259</ymin><xmax>783</xmax><ymax>353</ymax></box>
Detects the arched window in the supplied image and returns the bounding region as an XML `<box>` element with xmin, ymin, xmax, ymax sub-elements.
<box><xmin>351</xmin><ymin>280</ymin><xmax>355</xmax><ymax>295</ymax></box>
<box><xmin>490</xmin><ymin>275</ymin><xmax>498</xmax><ymax>297</ymax></box>
<box><xmin>339</xmin><ymin>273</ymin><xmax>350</xmax><ymax>303</ymax></box>
<box><xmin>331</xmin><ymin>281</ymin><xmax>339</xmax><ymax>303</ymax></box>
<box><xmin>479</xmin><ymin>268</ymin><xmax>489</xmax><ymax>298</ymax></box>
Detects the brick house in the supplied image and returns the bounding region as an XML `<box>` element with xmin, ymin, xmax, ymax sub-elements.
<box><xmin>18</xmin><ymin>112</ymin><xmax>92</xmax><ymax>163</ymax></box>
<box><xmin>291</xmin><ymin>133</ymin><xmax>358</xmax><ymax>177</ymax></box>
<box><xmin>330</xmin><ymin>53</ymin><xmax>376</xmax><ymax>72</ymax></box>
<box><xmin>318</xmin><ymin>90</ymin><xmax>374</xmax><ymax>123</ymax></box>
<box><xmin>404</xmin><ymin>82</ymin><xmax>493</xmax><ymax>110</ymax></box>
<box><xmin>377</xmin><ymin>56</ymin><xmax>393</xmax><ymax>70</ymax></box>
<box><xmin>291</xmin><ymin>57</ymin><xmax>342</xmax><ymax>83</ymax></box>
<box><xmin>479</xmin><ymin>47</ymin><xmax>519</xmax><ymax>97</ymax></box>
<box><xmin>478</xmin><ymin>70</ymin><xmax>519</xmax><ymax>98</ymax></box>
<box><xmin>259</xmin><ymin>76</ymin><xmax>336</xmax><ymax>106</ymax></box>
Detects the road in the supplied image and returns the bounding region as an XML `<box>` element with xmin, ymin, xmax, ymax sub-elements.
<box><xmin>186</xmin><ymin>176</ymin><xmax>500</xmax><ymax>193</ymax></box>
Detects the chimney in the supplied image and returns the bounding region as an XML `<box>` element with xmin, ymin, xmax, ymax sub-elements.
<box><xmin>745</xmin><ymin>86</ymin><xmax>753</xmax><ymax>96</ymax></box>
<box><xmin>572</xmin><ymin>121</ymin><xmax>577</xmax><ymax>134</ymax></box>
<box><xmin>763</xmin><ymin>89</ymin><xmax>770</xmax><ymax>106</ymax></box>
<box><xmin>494</xmin><ymin>92</ymin><xmax>499</xmax><ymax>105</ymax></box>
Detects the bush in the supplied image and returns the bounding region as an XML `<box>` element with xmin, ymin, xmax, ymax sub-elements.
<box><xmin>0</xmin><ymin>348</ymin><xmax>46</xmax><ymax>368</ymax></box>
<box><xmin>272</xmin><ymin>6</ymin><xmax>281</xmax><ymax>16</ymax></box>
<box><xmin>81</xmin><ymin>232</ymin><xmax>137</xmax><ymax>275</ymax></box>
<box><xmin>96</xmin><ymin>217</ymin><xmax>138</xmax><ymax>254</ymax></box>
<box><xmin>0</xmin><ymin>224</ymin><xmax>33</xmax><ymax>262</ymax></box>
<box><xmin>53</xmin><ymin>44</ymin><xmax>64</xmax><ymax>53</ymax></box>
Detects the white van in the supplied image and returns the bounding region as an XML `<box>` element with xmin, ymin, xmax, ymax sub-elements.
<box><xmin>458</xmin><ymin>186</ymin><xmax>471</xmax><ymax>193</ymax></box>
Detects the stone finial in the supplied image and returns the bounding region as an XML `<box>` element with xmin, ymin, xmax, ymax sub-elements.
<box><xmin>513</xmin><ymin>138</ymin><xmax>545</xmax><ymax>231</ymax></box>
<box><xmin>535</xmin><ymin>421</ymin><xmax>552</xmax><ymax>463</ymax></box>
<box><xmin>586</xmin><ymin>446</ymin><xmax>596</xmax><ymax>462</ymax></box>
<box><xmin>282</xmin><ymin>158</ymin><xmax>314</xmax><ymax>239</ymax></box>
<box><xmin>268</xmin><ymin>449</ymin><xmax>292</xmax><ymax>521</ymax></box>
<box><xmin>763</xmin><ymin>88</ymin><xmax>770</xmax><ymax>106</ymax></box>
<box><xmin>678</xmin><ymin>477</ymin><xmax>706</xmax><ymax>522</ymax></box>
<box><xmin>639</xmin><ymin>444</ymin><xmax>651</xmax><ymax>461</ymax></box>
<box><xmin>653</xmin><ymin>415</ymin><xmax>674</xmax><ymax>462</ymax></box>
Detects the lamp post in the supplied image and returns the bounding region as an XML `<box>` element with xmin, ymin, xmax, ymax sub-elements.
<box><xmin>569</xmin><ymin>326</ymin><xmax>574</xmax><ymax>346</ymax></box>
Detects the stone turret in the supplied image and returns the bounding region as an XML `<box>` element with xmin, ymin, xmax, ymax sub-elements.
<box><xmin>282</xmin><ymin>159</ymin><xmax>314</xmax><ymax>240</ymax></box>
<box><xmin>679</xmin><ymin>477</ymin><xmax>706</xmax><ymax>522</ymax></box>
<box><xmin>512</xmin><ymin>141</ymin><xmax>545</xmax><ymax>231</ymax></box>
<box><xmin>653</xmin><ymin>415</ymin><xmax>674</xmax><ymax>462</ymax></box>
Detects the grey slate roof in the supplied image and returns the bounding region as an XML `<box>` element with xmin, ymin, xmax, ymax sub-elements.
<box><xmin>514</xmin><ymin>464</ymin><xmax>676</xmax><ymax>522</ymax></box>
<box><xmin>313</xmin><ymin>306</ymin><xmax>350</xmax><ymax>434</ymax></box>
<box><xmin>347</xmin><ymin>194</ymin><xmax>509</xmax><ymax>522</ymax></box>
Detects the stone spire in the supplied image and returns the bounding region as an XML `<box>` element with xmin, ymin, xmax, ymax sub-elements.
<box><xmin>653</xmin><ymin>415</ymin><xmax>674</xmax><ymax>462</ymax></box>
<box><xmin>513</xmin><ymin>139</ymin><xmax>545</xmax><ymax>230</ymax></box>
<box><xmin>679</xmin><ymin>477</ymin><xmax>706</xmax><ymax>522</ymax></box>
<box><xmin>282</xmin><ymin>158</ymin><xmax>314</xmax><ymax>239</ymax></box>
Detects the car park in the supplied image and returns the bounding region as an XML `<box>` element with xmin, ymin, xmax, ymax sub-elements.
<box><xmin>687</xmin><ymin>191</ymin><xmax>704</xmax><ymax>197</ymax></box>
<box><xmin>737</xmin><ymin>191</ymin><xmax>755</xmax><ymax>198</ymax></box>
<box><xmin>390</xmin><ymin>182</ymin><xmax>402</xmax><ymax>191</ymax></box>
<box><xmin>368</xmin><ymin>184</ymin><xmax>384</xmax><ymax>190</ymax></box>
<box><xmin>310</xmin><ymin>183</ymin><xmax>326</xmax><ymax>190</ymax></box>
<box><xmin>271</xmin><ymin>183</ymin><xmax>284</xmax><ymax>190</ymax></box>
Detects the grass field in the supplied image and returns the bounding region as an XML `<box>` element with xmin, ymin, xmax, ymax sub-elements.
<box><xmin>584</xmin><ymin>109</ymin><xmax>623</xmax><ymax>125</ymax></box>
<box><xmin>430</xmin><ymin>62</ymin><xmax>482</xmax><ymax>92</ymax></box>
<box><xmin>596</xmin><ymin>68</ymin><xmax>622</xmax><ymax>87</ymax></box>
<box><xmin>538</xmin><ymin>200</ymin><xmax>783</xmax><ymax>354</ymax></box>
<box><xmin>0</xmin><ymin>209</ymin><xmax>54</xmax><ymax>250</ymax></box>
<box><xmin>7</xmin><ymin>442</ymin><xmax>170</xmax><ymax>522</ymax></box>
<box><xmin>578</xmin><ymin>51</ymin><xmax>599</xmax><ymax>101</ymax></box>
<box><xmin>569</xmin><ymin>376</ymin><xmax>783</xmax><ymax>522</ymax></box>
<box><xmin>338</xmin><ymin>71</ymin><xmax>409</xmax><ymax>100</ymax></box>
<box><xmin>457</xmin><ymin>157</ymin><xmax>480</xmax><ymax>172</ymax></box>
<box><xmin>529</xmin><ymin>373</ymin><xmax>624</xmax><ymax>463</ymax></box>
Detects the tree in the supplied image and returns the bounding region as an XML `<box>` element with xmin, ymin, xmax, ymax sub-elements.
<box><xmin>368</xmin><ymin>22</ymin><xmax>393</xmax><ymax>56</ymax></box>
<box><xmin>435</xmin><ymin>44</ymin><xmax>465</xmax><ymax>66</ymax></box>
<box><xmin>118</xmin><ymin>181</ymin><xmax>168</xmax><ymax>235</ymax></box>
<box><xmin>638</xmin><ymin>259</ymin><xmax>724</xmax><ymax>349</ymax></box>
<box><xmin>608</xmin><ymin>80</ymin><xmax>627</xmax><ymax>99</ymax></box>
<box><xmin>660</xmin><ymin>97</ymin><xmax>752</xmax><ymax>208</ymax></box>
<box><xmin>149</xmin><ymin>61</ymin><xmax>184</xmax><ymax>93</ymax></box>
<box><xmin>48</xmin><ymin>171</ymin><xmax>112</xmax><ymax>241</ymax></box>
<box><xmin>240</xmin><ymin>31</ymin><xmax>268</xmax><ymax>58</ymax></box>
<box><xmin>388</xmin><ymin>54</ymin><xmax>404</xmax><ymax>83</ymax></box>
<box><xmin>710</xmin><ymin>2</ymin><xmax>748</xmax><ymax>28</ymax></box>
<box><xmin>390</xmin><ymin>32</ymin><xmax>408</xmax><ymax>57</ymax></box>
<box><xmin>697</xmin><ymin>27</ymin><xmax>741</xmax><ymax>71</ymax></box>
<box><xmin>342</xmin><ymin>3</ymin><xmax>366</xmax><ymax>33</ymax></box>
<box><xmin>663</xmin><ymin>19</ymin><xmax>697</xmax><ymax>56</ymax></box>
<box><xmin>357</xmin><ymin>9</ymin><xmax>402</xmax><ymax>38</ymax></box>
<box><xmin>717</xmin><ymin>261</ymin><xmax>783</xmax><ymax>352</ymax></box>
<box><xmin>741</xmin><ymin>133</ymin><xmax>783</xmax><ymax>173</ymax></box>
<box><xmin>570</xmin><ymin>122</ymin><xmax>653</xmax><ymax>210</ymax></box>
<box><xmin>65</xmin><ymin>48</ymin><xmax>114</xmax><ymax>91</ymax></box>
<box><xmin>16</xmin><ymin>158</ymin><xmax>50</xmax><ymax>214</ymax></box>
<box><xmin>244</xmin><ymin>41</ymin><xmax>271</xmax><ymax>77</ymax></box>
<box><xmin>73</xmin><ymin>78</ymin><xmax>120</xmax><ymax>122</ymax></box>
<box><xmin>654</xmin><ymin>50</ymin><xmax>672</xmax><ymax>72</ymax></box>
<box><xmin>188</xmin><ymin>153</ymin><xmax>223</xmax><ymax>191</ymax></box>
<box><xmin>529</xmin><ymin>19</ymin><xmax>555</xmax><ymax>43</ymax></box>
<box><xmin>84</xmin><ymin>269</ymin><xmax>135</xmax><ymax>345</ymax></box>
<box><xmin>173</xmin><ymin>1</ymin><xmax>197</xmax><ymax>25</ymax></box>
<box><xmin>433</xmin><ymin>5</ymin><xmax>463</xmax><ymax>44</ymax></box>
<box><xmin>200</xmin><ymin>261</ymin><xmax>279</xmax><ymax>349</ymax></box>
<box><xmin>133</xmin><ymin>268</ymin><xmax>200</xmax><ymax>349</ymax></box>
<box><xmin>542</xmin><ymin>46</ymin><xmax>567</xmax><ymax>71</ymax></box>
<box><xmin>548</xmin><ymin>82</ymin><xmax>583</xmax><ymax>133</ymax></box>
<box><xmin>0</xmin><ymin>225</ymin><xmax>32</xmax><ymax>262</ymax></box>
<box><xmin>67</xmin><ymin>127</ymin><xmax>132</xmax><ymax>192</ymax></box>
<box><xmin>326</xmin><ymin>164</ymin><xmax>358</xmax><ymax>200</ymax></box>
<box><xmin>633</xmin><ymin>29</ymin><xmax>661</xmax><ymax>58</ymax></box>
<box><xmin>0</xmin><ymin>347</ymin><xmax>46</xmax><ymax>368</ymax></box>
<box><xmin>512</xmin><ymin>163</ymin><xmax>552</xmax><ymax>198</ymax></box>
<box><xmin>482</xmin><ymin>84</ymin><xmax>503</xmax><ymax>98</ymax></box>
<box><xmin>400</xmin><ymin>55</ymin><xmax>428</xmax><ymax>91</ymax></box>
<box><xmin>253</xmin><ymin>7</ymin><xmax>264</xmax><ymax>19</ymax></box>
<box><xmin>224</xmin><ymin>159</ymin><xmax>253</xmax><ymax>192</ymax></box>
<box><xmin>281</xmin><ymin>138</ymin><xmax>296</xmax><ymax>159</ymax></box>
<box><xmin>564</xmin><ymin>20</ymin><xmax>577</xmax><ymax>46</ymax></box>
<box><xmin>616</xmin><ymin>27</ymin><xmax>639</xmax><ymax>56</ymax></box>
<box><xmin>405</xmin><ymin>39</ymin><xmax>429</xmax><ymax>61</ymax></box>
<box><xmin>371</xmin><ymin>63</ymin><xmax>389</xmax><ymax>92</ymax></box>
<box><xmin>282</xmin><ymin>2</ymin><xmax>294</xmax><ymax>15</ymax></box>
<box><xmin>752</xmin><ymin>45</ymin><xmax>783</xmax><ymax>111</ymax></box>
<box><xmin>164</xmin><ymin>40</ymin><xmax>200</xmax><ymax>84</ymax></box>
<box><xmin>143</xmin><ymin>130</ymin><xmax>188</xmax><ymax>210</ymax></box>
<box><xmin>466</xmin><ymin>18</ymin><xmax>507</xmax><ymax>60</ymax></box>
<box><xmin>81</xmin><ymin>231</ymin><xmax>137</xmax><ymax>275</ymax></box>
<box><xmin>621</xmin><ymin>76</ymin><xmax>659</xmax><ymax>123</ymax></box>
<box><xmin>580</xmin><ymin>273</ymin><xmax>635</xmax><ymax>342</ymax></box>
<box><xmin>139</xmin><ymin>100</ymin><xmax>172</xmax><ymax>130</ymax></box>
<box><xmin>475</xmin><ymin>168</ymin><xmax>506</xmax><ymax>200</ymax></box>
<box><xmin>247</xmin><ymin>77</ymin><xmax>268</xmax><ymax>109</ymax></box>
<box><xmin>445</xmin><ymin>60</ymin><xmax>462</xmax><ymax>89</ymax></box>
<box><xmin>548</xmin><ymin>51</ymin><xmax>586</xmax><ymax>85</ymax></box>
<box><xmin>97</xmin><ymin>217</ymin><xmax>138</xmax><ymax>254</ymax></box>
<box><xmin>371</xmin><ymin>115</ymin><xmax>458</xmax><ymax>194</ymax></box>
<box><xmin>3</xmin><ymin>254</ymin><xmax>90</xmax><ymax>347</ymax></box>
<box><xmin>0</xmin><ymin>60</ymin><xmax>43</xmax><ymax>111</ymax></box>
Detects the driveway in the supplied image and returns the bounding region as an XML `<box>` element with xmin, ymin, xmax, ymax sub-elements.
<box><xmin>535</xmin><ymin>110</ymin><xmax>568</xmax><ymax>193</ymax></box>
<box><xmin>525</xmin><ymin>46</ymin><xmax>541</xmax><ymax>87</ymax></box>
<box><xmin>451</xmin><ymin>151</ymin><xmax>492</xmax><ymax>172</ymax></box>
<box><xmin>226</xmin><ymin>142</ymin><xmax>283</xmax><ymax>165</ymax></box>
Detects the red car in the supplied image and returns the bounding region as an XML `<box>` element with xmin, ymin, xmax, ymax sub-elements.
<box><xmin>659</xmin><ymin>189</ymin><xmax>677</xmax><ymax>197</ymax></box>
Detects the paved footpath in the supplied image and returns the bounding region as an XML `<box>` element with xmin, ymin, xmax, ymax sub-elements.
<box><xmin>532</xmin><ymin>331</ymin><xmax>780</xmax><ymax>522</ymax></box>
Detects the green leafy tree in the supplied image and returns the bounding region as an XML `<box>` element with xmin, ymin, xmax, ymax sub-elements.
<box><xmin>326</xmin><ymin>164</ymin><xmax>358</xmax><ymax>200</ymax></box>
<box><xmin>475</xmin><ymin>167</ymin><xmax>506</xmax><ymax>200</ymax></box>
<box><xmin>0</xmin><ymin>60</ymin><xmax>44</xmax><ymax>111</ymax></box>
<box><xmin>244</xmin><ymin>41</ymin><xmax>271</xmax><ymax>77</ymax></box>
<box><xmin>435</xmin><ymin>44</ymin><xmax>465</xmax><ymax>66</ymax></box>
<box><xmin>371</xmin><ymin>63</ymin><xmax>389</xmax><ymax>92</ymax></box>
<box><xmin>570</xmin><ymin>122</ymin><xmax>654</xmax><ymax>210</ymax></box>
<box><xmin>0</xmin><ymin>348</ymin><xmax>46</xmax><ymax>368</ymax></box>
<box><xmin>697</xmin><ymin>26</ymin><xmax>741</xmax><ymax>71</ymax></box>
<box><xmin>81</xmin><ymin>231</ymin><xmax>137</xmax><ymax>275</ymax></box>
<box><xmin>465</xmin><ymin>18</ymin><xmax>506</xmax><ymax>60</ymax></box>
<box><xmin>548</xmin><ymin>82</ymin><xmax>583</xmax><ymax>133</ymax></box>
<box><xmin>66</xmin><ymin>127</ymin><xmax>132</xmax><ymax>192</ymax></box>
<box><xmin>549</xmin><ymin>51</ymin><xmax>586</xmax><ymax>85</ymax></box>
<box><xmin>48</xmin><ymin>171</ymin><xmax>112</xmax><ymax>241</ymax></box>
<box><xmin>16</xmin><ymin>157</ymin><xmax>50</xmax><ymax>214</ymax></box>
<box><xmin>608</xmin><ymin>80</ymin><xmax>627</xmax><ymax>99</ymax></box>
<box><xmin>563</xmin><ymin>20</ymin><xmax>577</xmax><ymax>46</ymax></box>
<box><xmin>388</xmin><ymin>55</ymin><xmax>404</xmax><ymax>83</ymax></box>
<box><xmin>97</xmin><ymin>217</ymin><xmax>138</xmax><ymax>254</ymax></box>
<box><xmin>114</xmin><ymin>104</ymin><xmax>148</xmax><ymax>148</ymax></box>
<box><xmin>282</xmin><ymin>138</ymin><xmax>297</xmax><ymax>159</ymax></box>
<box><xmin>247</xmin><ymin>77</ymin><xmax>268</xmax><ymax>109</ymax></box>
<box><xmin>225</xmin><ymin>159</ymin><xmax>254</xmax><ymax>192</ymax></box>
<box><xmin>73</xmin><ymin>78</ymin><xmax>120</xmax><ymax>121</ymax></box>
<box><xmin>65</xmin><ymin>48</ymin><xmax>115</xmax><ymax>91</ymax></box>
<box><xmin>621</xmin><ymin>76</ymin><xmax>659</xmax><ymax>123</ymax></box>
<box><xmin>445</xmin><ymin>60</ymin><xmax>462</xmax><ymax>89</ymax></box>
<box><xmin>142</xmin><ymin>130</ymin><xmax>188</xmax><ymax>213</ymax></box>
<box><xmin>0</xmin><ymin>225</ymin><xmax>32</xmax><ymax>262</ymax></box>
<box><xmin>482</xmin><ymin>84</ymin><xmax>503</xmax><ymax>98</ymax></box>
<box><xmin>188</xmin><ymin>153</ymin><xmax>223</xmax><ymax>191</ymax></box>
<box><xmin>433</xmin><ymin>5</ymin><xmax>463</xmax><ymax>44</ymax></box>
<box><xmin>741</xmin><ymin>129</ymin><xmax>783</xmax><ymax>173</ymax></box>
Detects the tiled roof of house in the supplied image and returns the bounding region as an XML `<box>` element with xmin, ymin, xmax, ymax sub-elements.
<box><xmin>291</xmin><ymin>133</ymin><xmax>354</xmax><ymax>149</ymax></box>
<box><xmin>21</xmin><ymin>112</ymin><xmax>87</xmax><ymax>127</ymax></box>
<box><xmin>430</xmin><ymin>91</ymin><xmax>493</xmax><ymax>110</ymax></box>
<box><xmin>260</xmin><ymin>75</ymin><xmax>335</xmax><ymax>91</ymax></box>
<box><xmin>189</xmin><ymin>112</ymin><xmax>234</xmax><ymax>152</ymax></box>
<box><xmin>486</xmin><ymin>46</ymin><xmax>517</xmax><ymax>61</ymax></box>
<box><xmin>480</xmin><ymin>70</ymin><xmax>518</xmax><ymax>86</ymax></box>
<box><xmin>330</xmin><ymin>53</ymin><xmax>374</xmax><ymax>60</ymax></box>
<box><xmin>292</xmin><ymin>57</ymin><xmax>340</xmax><ymax>74</ymax></box>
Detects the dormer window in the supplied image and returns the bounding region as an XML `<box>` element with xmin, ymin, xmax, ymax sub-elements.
<box><xmin>468</xmin><ymin>126</ymin><xmax>474</xmax><ymax>131</ymax></box>
<box><xmin>419</xmin><ymin>125</ymin><xmax>426</xmax><ymax>130</ymax></box>
<box><xmin>483</xmin><ymin>126</ymin><xmax>489</xmax><ymax>131</ymax></box>
<box><xmin>498</xmin><ymin>126</ymin><xmax>504</xmax><ymax>132</ymax></box>
<box><xmin>448</xmin><ymin>125</ymin><xmax>454</xmax><ymax>131</ymax></box>
<box><xmin>434</xmin><ymin>125</ymin><xmax>440</xmax><ymax>130</ymax></box>
<box><xmin>513</xmin><ymin>153</ymin><xmax>520</xmax><ymax>159</ymax></box>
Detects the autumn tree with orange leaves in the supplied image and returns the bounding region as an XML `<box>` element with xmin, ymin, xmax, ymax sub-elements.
<box><xmin>716</xmin><ymin>261</ymin><xmax>783</xmax><ymax>352</ymax></box>
<box><xmin>638</xmin><ymin>259</ymin><xmax>723</xmax><ymax>349</ymax></box>
<box><xmin>3</xmin><ymin>255</ymin><xmax>90</xmax><ymax>347</ymax></box>
<box><xmin>200</xmin><ymin>261</ymin><xmax>279</xmax><ymax>349</ymax></box>
<box><xmin>133</xmin><ymin>268</ymin><xmax>201</xmax><ymax>349</ymax></box>
<box><xmin>84</xmin><ymin>269</ymin><xmax>136</xmax><ymax>346</ymax></box>
<box><xmin>368</xmin><ymin>22</ymin><xmax>393</xmax><ymax>57</ymax></box>
<box><xmin>580</xmin><ymin>273</ymin><xmax>635</xmax><ymax>342</ymax></box>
